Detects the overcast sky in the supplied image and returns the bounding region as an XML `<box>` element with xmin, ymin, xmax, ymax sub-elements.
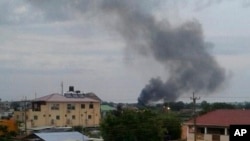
<box><xmin>1</xmin><ymin>0</ymin><xmax>250</xmax><ymax>103</ymax></box>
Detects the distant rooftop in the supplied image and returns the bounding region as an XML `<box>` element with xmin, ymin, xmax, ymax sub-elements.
<box><xmin>101</xmin><ymin>105</ymin><xmax>116</xmax><ymax>111</ymax></box>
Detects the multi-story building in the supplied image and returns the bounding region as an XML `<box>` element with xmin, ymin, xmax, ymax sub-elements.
<box><xmin>14</xmin><ymin>87</ymin><xmax>101</xmax><ymax>129</ymax></box>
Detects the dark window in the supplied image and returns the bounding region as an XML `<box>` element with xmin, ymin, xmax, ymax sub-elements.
<box><xmin>67</xmin><ymin>104</ymin><xmax>75</xmax><ymax>110</ymax></box>
<box><xmin>88</xmin><ymin>115</ymin><xmax>92</xmax><ymax>119</ymax></box>
<box><xmin>56</xmin><ymin>115</ymin><xmax>60</xmax><ymax>120</ymax></box>
<box><xmin>34</xmin><ymin>115</ymin><xmax>38</xmax><ymax>120</ymax></box>
<box><xmin>207</xmin><ymin>128</ymin><xmax>224</xmax><ymax>135</ymax></box>
<box><xmin>197</xmin><ymin>127</ymin><xmax>205</xmax><ymax>134</ymax></box>
<box><xmin>33</xmin><ymin>103</ymin><xmax>41</xmax><ymax>111</ymax></box>
<box><xmin>51</xmin><ymin>103</ymin><xmax>59</xmax><ymax>110</ymax></box>
<box><xmin>81</xmin><ymin>104</ymin><xmax>85</xmax><ymax>109</ymax></box>
<box><xmin>89</xmin><ymin>103</ymin><xmax>94</xmax><ymax>109</ymax></box>
<box><xmin>72</xmin><ymin>115</ymin><xmax>75</xmax><ymax>120</ymax></box>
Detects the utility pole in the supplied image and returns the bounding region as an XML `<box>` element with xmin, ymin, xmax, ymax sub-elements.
<box><xmin>190</xmin><ymin>92</ymin><xmax>200</xmax><ymax>141</ymax></box>
<box><xmin>24</xmin><ymin>96</ymin><xmax>27</xmax><ymax>136</ymax></box>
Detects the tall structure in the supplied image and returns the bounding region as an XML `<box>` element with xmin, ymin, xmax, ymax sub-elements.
<box><xmin>14</xmin><ymin>86</ymin><xmax>101</xmax><ymax>129</ymax></box>
<box><xmin>190</xmin><ymin>92</ymin><xmax>200</xmax><ymax>141</ymax></box>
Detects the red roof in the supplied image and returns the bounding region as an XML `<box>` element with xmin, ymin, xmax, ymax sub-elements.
<box><xmin>34</xmin><ymin>93</ymin><xmax>99</xmax><ymax>103</ymax></box>
<box><xmin>186</xmin><ymin>109</ymin><xmax>250</xmax><ymax>127</ymax></box>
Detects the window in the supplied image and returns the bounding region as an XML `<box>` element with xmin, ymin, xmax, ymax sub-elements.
<box><xmin>34</xmin><ymin>115</ymin><xmax>38</xmax><ymax>120</ymax></box>
<box><xmin>88</xmin><ymin>115</ymin><xmax>92</xmax><ymax>119</ymax></box>
<box><xmin>56</xmin><ymin>115</ymin><xmax>60</xmax><ymax>120</ymax></box>
<box><xmin>197</xmin><ymin>127</ymin><xmax>205</xmax><ymax>134</ymax></box>
<box><xmin>67</xmin><ymin>104</ymin><xmax>75</xmax><ymax>110</ymax></box>
<box><xmin>51</xmin><ymin>103</ymin><xmax>59</xmax><ymax>110</ymax></box>
<box><xmin>33</xmin><ymin>103</ymin><xmax>41</xmax><ymax>111</ymax></box>
<box><xmin>207</xmin><ymin>128</ymin><xmax>224</xmax><ymax>135</ymax></box>
<box><xmin>89</xmin><ymin>103</ymin><xmax>94</xmax><ymax>109</ymax></box>
<box><xmin>72</xmin><ymin>115</ymin><xmax>75</xmax><ymax>120</ymax></box>
<box><xmin>81</xmin><ymin>104</ymin><xmax>85</xmax><ymax>109</ymax></box>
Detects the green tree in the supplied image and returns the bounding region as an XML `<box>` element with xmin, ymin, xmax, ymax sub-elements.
<box><xmin>100</xmin><ymin>109</ymin><xmax>165</xmax><ymax>141</ymax></box>
<box><xmin>199</xmin><ymin>101</ymin><xmax>211</xmax><ymax>114</ymax></box>
<box><xmin>158</xmin><ymin>112</ymin><xmax>182</xmax><ymax>140</ymax></box>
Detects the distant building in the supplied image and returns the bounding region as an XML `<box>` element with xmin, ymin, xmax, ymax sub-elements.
<box><xmin>184</xmin><ymin>109</ymin><xmax>250</xmax><ymax>141</ymax></box>
<box><xmin>101</xmin><ymin>105</ymin><xmax>116</xmax><ymax>118</ymax></box>
<box><xmin>0</xmin><ymin>100</ymin><xmax>11</xmax><ymax>112</ymax></box>
<box><xmin>14</xmin><ymin>86</ymin><xmax>101</xmax><ymax>130</ymax></box>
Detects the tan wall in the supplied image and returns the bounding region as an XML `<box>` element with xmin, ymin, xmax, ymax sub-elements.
<box><xmin>14</xmin><ymin>109</ymin><xmax>32</xmax><ymax>123</ymax></box>
<box><xmin>220</xmin><ymin>135</ymin><xmax>229</xmax><ymax>141</ymax></box>
<box><xmin>181</xmin><ymin>125</ymin><xmax>188</xmax><ymax>140</ymax></box>
<box><xmin>187</xmin><ymin>133</ymin><xmax>229</xmax><ymax>141</ymax></box>
<box><xmin>14</xmin><ymin>101</ymin><xmax>101</xmax><ymax>128</ymax></box>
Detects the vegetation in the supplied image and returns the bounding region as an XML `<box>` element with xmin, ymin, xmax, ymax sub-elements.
<box><xmin>158</xmin><ymin>112</ymin><xmax>182</xmax><ymax>140</ymax></box>
<box><xmin>0</xmin><ymin>125</ymin><xmax>17</xmax><ymax>141</ymax></box>
<box><xmin>100</xmin><ymin>108</ymin><xmax>181</xmax><ymax>141</ymax></box>
<box><xmin>100</xmin><ymin>100</ymin><xmax>250</xmax><ymax>141</ymax></box>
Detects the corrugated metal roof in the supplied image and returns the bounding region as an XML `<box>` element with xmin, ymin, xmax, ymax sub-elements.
<box><xmin>34</xmin><ymin>93</ymin><xmax>99</xmax><ymax>103</ymax></box>
<box><xmin>101</xmin><ymin>105</ymin><xmax>116</xmax><ymax>111</ymax></box>
<box><xmin>34</xmin><ymin>132</ymin><xmax>89</xmax><ymax>141</ymax></box>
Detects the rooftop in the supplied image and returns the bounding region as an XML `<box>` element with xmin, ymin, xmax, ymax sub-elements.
<box><xmin>101</xmin><ymin>105</ymin><xmax>116</xmax><ymax>111</ymax></box>
<box><xmin>34</xmin><ymin>93</ymin><xmax>99</xmax><ymax>103</ymax></box>
<box><xmin>25</xmin><ymin>131</ymin><xmax>89</xmax><ymax>141</ymax></box>
<box><xmin>185</xmin><ymin>109</ymin><xmax>250</xmax><ymax>127</ymax></box>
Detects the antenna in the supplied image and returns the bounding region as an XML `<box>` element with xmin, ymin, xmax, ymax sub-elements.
<box><xmin>61</xmin><ymin>81</ymin><xmax>64</xmax><ymax>95</ymax></box>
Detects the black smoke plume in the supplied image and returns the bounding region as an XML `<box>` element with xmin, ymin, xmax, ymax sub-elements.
<box><xmin>27</xmin><ymin>0</ymin><xmax>226</xmax><ymax>105</ymax></box>
<box><xmin>98</xmin><ymin>1</ymin><xmax>226</xmax><ymax>105</ymax></box>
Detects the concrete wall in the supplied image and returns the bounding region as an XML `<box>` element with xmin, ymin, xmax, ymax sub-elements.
<box><xmin>187</xmin><ymin>133</ymin><xmax>229</xmax><ymax>141</ymax></box>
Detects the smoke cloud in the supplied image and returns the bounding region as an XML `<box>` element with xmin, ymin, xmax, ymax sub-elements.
<box><xmin>97</xmin><ymin>0</ymin><xmax>226</xmax><ymax>104</ymax></box>
<box><xmin>27</xmin><ymin>0</ymin><xmax>226</xmax><ymax>104</ymax></box>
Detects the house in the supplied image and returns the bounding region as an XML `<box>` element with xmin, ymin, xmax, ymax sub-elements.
<box><xmin>14</xmin><ymin>86</ymin><xmax>101</xmax><ymax>130</ymax></box>
<box><xmin>184</xmin><ymin>109</ymin><xmax>250</xmax><ymax>141</ymax></box>
<box><xmin>23</xmin><ymin>131</ymin><xmax>89</xmax><ymax>141</ymax></box>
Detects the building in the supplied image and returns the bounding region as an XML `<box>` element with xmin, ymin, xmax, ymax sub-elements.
<box><xmin>100</xmin><ymin>105</ymin><xmax>116</xmax><ymax>118</ymax></box>
<box><xmin>184</xmin><ymin>109</ymin><xmax>250</xmax><ymax>141</ymax></box>
<box><xmin>14</xmin><ymin>86</ymin><xmax>101</xmax><ymax>130</ymax></box>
